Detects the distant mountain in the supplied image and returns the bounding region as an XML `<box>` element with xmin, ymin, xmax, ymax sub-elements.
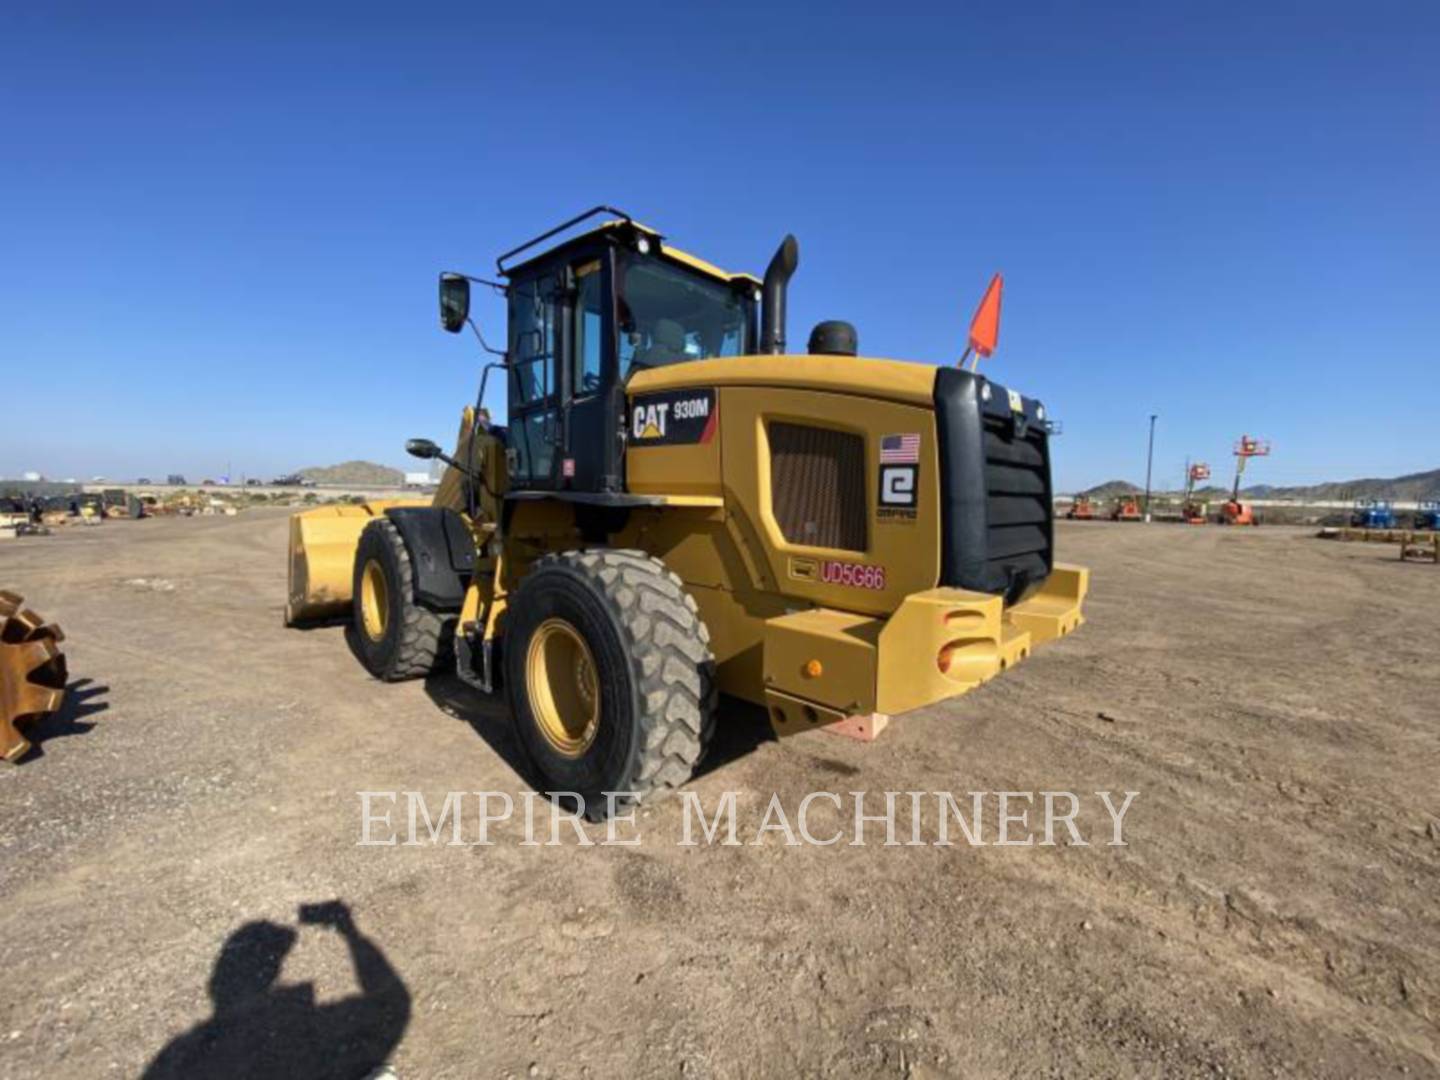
<box><xmin>1070</xmin><ymin>467</ymin><xmax>1440</xmax><ymax>501</ymax></box>
<box><xmin>1078</xmin><ymin>480</ymin><xmax>1142</xmax><ymax>499</ymax></box>
<box><xmin>297</xmin><ymin>461</ymin><xmax>404</xmax><ymax>486</ymax></box>
<box><xmin>1241</xmin><ymin>468</ymin><xmax>1440</xmax><ymax>501</ymax></box>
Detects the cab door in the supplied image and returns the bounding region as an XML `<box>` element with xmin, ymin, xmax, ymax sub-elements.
<box><xmin>559</xmin><ymin>256</ymin><xmax>622</xmax><ymax>493</ymax></box>
<box><xmin>507</xmin><ymin>252</ymin><xmax>621</xmax><ymax>494</ymax></box>
<box><xmin>506</xmin><ymin>273</ymin><xmax>562</xmax><ymax>488</ymax></box>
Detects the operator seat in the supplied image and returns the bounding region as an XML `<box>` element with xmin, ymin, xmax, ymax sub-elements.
<box><xmin>633</xmin><ymin>318</ymin><xmax>687</xmax><ymax>368</ymax></box>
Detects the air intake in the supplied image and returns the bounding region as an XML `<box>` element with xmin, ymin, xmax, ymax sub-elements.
<box><xmin>768</xmin><ymin>422</ymin><xmax>868</xmax><ymax>552</ymax></box>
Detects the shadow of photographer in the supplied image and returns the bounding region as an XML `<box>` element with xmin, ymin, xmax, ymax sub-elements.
<box><xmin>143</xmin><ymin>900</ymin><xmax>410</xmax><ymax>1080</ymax></box>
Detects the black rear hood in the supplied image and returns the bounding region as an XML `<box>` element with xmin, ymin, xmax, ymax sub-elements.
<box><xmin>933</xmin><ymin>367</ymin><xmax>1055</xmax><ymax>603</ymax></box>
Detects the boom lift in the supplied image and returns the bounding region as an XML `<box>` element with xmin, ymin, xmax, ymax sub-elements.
<box><xmin>285</xmin><ymin>209</ymin><xmax>1088</xmax><ymax>813</ymax></box>
<box><xmin>1181</xmin><ymin>463</ymin><xmax>1210</xmax><ymax>524</ymax></box>
<box><xmin>1220</xmin><ymin>435</ymin><xmax>1269</xmax><ymax>526</ymax></box>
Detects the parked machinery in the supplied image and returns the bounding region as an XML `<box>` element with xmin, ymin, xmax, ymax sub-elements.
<box><xmin>1350</xmin><ymin>498</ymin><xmax>1397</xmax><ymax>529</ymax></box>
<box><xmin>73</xmin><ymin>493</ymin><xmax>105</xmax><ymax>524</ymax></box>
<box><xmin>285</xmin><ymin>208</ymin><xmax>1088</xmax><ymax>812</ymax></box>
<box><xmin>1411</xmin><ymin>498</ymin><xmax>1440</xmax><ymax>531</ymax></box>
<box><xmin>1182</xmin><ymin>463</ymin><xmax>1210</xmax><ymax>525</ymax></box>
<box><xmin>101</xmin><ymin>489</ymin><xmax>146</xmax><ymax>519</ymax></box>
<box><xmin>1110</xmin><ymin>494</ymin><xmax>1143</xmax><ymax>522</ymax></box>
<box><xmin>0</xmin><ymin>496</ymin><xmax>27</xmax><ymax>525</ymax></box>
<box><xmin>1220</xmin><ymin>435</ymin><xmax>1269</xmax><ymax>526</ymax></box>
<box><xmin>1065</xmin><ymin>495</ymin><xmax>1095</xmax><ymax>520</ymax></box>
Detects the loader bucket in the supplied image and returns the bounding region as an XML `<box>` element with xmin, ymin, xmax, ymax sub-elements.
<box><xmin>284</xmin><ymin>501</ymin><xmax>424</xmax><ymax>625</ymax></box>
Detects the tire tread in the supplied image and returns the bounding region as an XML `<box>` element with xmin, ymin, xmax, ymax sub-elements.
<box><xmin>527</xmin><ymin>548</ymin><xmax>716</xmax><ymax>804</ymax></box>
<box><xmin>360</xmin><ymin>519</ymin><xmax>454</xmax><ymax>681</ymax></box>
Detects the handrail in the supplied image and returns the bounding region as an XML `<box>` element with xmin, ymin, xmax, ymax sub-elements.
<box><xmin>495</xmin><ymin>205</ymin><xmax>634</xmax><ymax>276</ymax></box>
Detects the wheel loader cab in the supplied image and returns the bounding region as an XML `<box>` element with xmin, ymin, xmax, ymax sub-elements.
<box><xmin>498</xmin><ymin>219</ymin><xmax>758</xmax><ymax>496</ymax></box>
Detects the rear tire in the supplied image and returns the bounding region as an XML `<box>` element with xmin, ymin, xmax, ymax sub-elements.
<box><xmin>352</xmin><ymin>518</ymin><xmax>454</xmax><ymax>681</ymax></box>
<box><xmin>504</xmin><ymin>549</ymin><xmax>716</xmax><ymax>819</ymax></box>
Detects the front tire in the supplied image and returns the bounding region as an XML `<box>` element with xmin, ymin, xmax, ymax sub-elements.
<box><xmin>351</xmin><ymin>519</ymin><xmax>454</xmax><ymax>681</ymax></box>
<box><xmin>504</xmin><ymin>550</ymin><xmax>715</xmax><ymax>818</ymax></box>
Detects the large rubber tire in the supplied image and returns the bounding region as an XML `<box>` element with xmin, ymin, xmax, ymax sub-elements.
<box><xmin>351</xmin><ymin>519</ymin><xmax>455</xmax><ymax>682</ymax></box>
<box><xmin>504</xmin><ymin>549</ymin><xmax>716</xmax><ymax>819</ymax></box>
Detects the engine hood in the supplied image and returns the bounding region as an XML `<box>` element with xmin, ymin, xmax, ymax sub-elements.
<box><xmin>626</xmin><ymin>354</ymin><xmax>941</xmax><ymax>409</ymax></box>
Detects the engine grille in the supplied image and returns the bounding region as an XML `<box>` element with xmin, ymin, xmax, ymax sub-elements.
<box><xmin>981</xmin><ymin>414</ymin><xmax>1052</xmax><ymax>596</ymax></box>
<box><xmin>769</xmin><ymin>422</ymin><xmax>868</xmax><ymax>552</ymax></box>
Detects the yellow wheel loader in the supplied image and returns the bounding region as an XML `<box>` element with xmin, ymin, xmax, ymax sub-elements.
<box><xmin>287</xmin><ymin>207</ymin><xmax>1087</xmax><ymax>814</ymax></box>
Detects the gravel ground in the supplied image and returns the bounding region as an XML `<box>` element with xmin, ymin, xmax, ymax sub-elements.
<box><xmin>1</xmin><ymin>511</ymin><xmax>1437</xmax><ymax>1078</ymax></box>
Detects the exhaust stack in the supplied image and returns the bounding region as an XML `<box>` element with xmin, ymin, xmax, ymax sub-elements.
<box><xmin>759</xmin><ymin>235</ymin><xmax>799</xmax><ymax>354</ymax></box>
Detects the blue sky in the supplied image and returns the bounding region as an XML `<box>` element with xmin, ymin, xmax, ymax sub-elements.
<box><xmin>2</xmin><ymin>3</ymin><xmax>1436</xmax><ymax>491</ymax></box>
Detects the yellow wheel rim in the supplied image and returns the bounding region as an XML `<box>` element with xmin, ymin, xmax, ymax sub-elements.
<box><xmin>525</xmin><ymin>618</ymin><xmax>600</xmax><ymax>758</ymax></box>
<box><xmin>360</xmin><ymin>558</ymin><xmax>388</xmax><ymax>641</ymax></box>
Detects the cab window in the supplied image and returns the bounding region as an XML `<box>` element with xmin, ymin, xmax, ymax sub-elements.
<box><xmin>616</xmin><ymin>254</ymin><xmax>749</xmax><ymax>376</ymax></box>
<box><xmin>572</xmin><ymin>262</ymin><xmax>603</xmax><ymax>396</ymax></box>
<box><xmin>508</xmin><ymin>277</ymin><xmax>555</xmax><ymax>405</ymax></box>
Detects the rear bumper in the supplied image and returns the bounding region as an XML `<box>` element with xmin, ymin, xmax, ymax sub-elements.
<box><xmin>764</xmin><ymin>565</ymin><xmax>1087</xmax><ymax>736</ymax></box>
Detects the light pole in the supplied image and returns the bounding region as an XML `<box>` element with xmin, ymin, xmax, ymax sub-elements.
<box><xmin>1143</xmin><ymin>414</ymin><xmax>1158</xmax><ymax>522</ymax></box>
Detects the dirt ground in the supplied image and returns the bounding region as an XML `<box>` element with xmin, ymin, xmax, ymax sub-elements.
<box><xmin>2</xmin><ymin>511</ymin><xmax>1437</xmax><ymax>1078</ymax></box>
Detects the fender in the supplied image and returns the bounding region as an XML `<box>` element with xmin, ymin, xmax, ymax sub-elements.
<box><xmin>383</xmin><ymin>507</ymin><xmax>475</xmax><ymax>610</ymax></box>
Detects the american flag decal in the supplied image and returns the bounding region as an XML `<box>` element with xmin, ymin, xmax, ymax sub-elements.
<box><xmin>879</xmin><ymin>433</ymin><xmax>920</xmax><ymax>464</ymax></box>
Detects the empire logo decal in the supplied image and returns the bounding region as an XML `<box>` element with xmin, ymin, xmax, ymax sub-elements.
<box><xmin>630</xmin><ymin>388</ymin><xmax>717</xmax><ymax>447</ymax></box>
<box><xmin>877</xmin><ymin>463</ymin><xmax>918</xmax><ymax>523</ymax></box>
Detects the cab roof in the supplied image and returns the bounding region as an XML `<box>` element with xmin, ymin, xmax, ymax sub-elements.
<box><xmin>497</xmin><ymin>208</ymin><xmax>761</xmax><ymax>289</ymax></box>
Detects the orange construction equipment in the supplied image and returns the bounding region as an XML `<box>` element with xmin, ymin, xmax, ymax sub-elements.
<box><xmin>1182</xmin><ymin>463</ymin><xmax>1210</xmax><ymax>525</ymax></box>
<box><xmin>1110</xmin><ymin>494</ymin><xmax>1143</xmax><ymax>522</ymax></box>
<box><xmin>1065</xmin><ymin>495</ymin><xmax>1095</xmax><ymax>520</ymax></box>
<box><xmin>1220</xmin><ymin>436</ymin><xmax>1269</xmax><ymax>526</ymax></box>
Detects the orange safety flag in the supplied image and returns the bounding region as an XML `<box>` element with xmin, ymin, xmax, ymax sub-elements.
<box><xmin>968</xmin><ymin>273</ymin><xmax>1003</xmax><ymax>358</ymax></box>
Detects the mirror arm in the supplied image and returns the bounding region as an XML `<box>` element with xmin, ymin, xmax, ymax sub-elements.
<box><xmin>430</xmin><ymin>448</ymin><xmax>469</xmax><ymax>475</ymax></box>
<box><xmin>467</xmin><ymin>317</ymin><xmax>506</xmax><ymax>359</ymax></box>
<box><xmin>460</xmin><ymin>359</ymin><xmax>510</xmax><ymax>522</ymax></box>
<box><xmin>450</xmin><ymin>272</ymin><xmax>508</xmax><ymax>294</ymax></box>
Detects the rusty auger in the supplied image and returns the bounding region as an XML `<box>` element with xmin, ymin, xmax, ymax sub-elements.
<box><xmin>0</xmin><ymin>591</ymin><xmax>68</xmax><ymax>762</ymax></box>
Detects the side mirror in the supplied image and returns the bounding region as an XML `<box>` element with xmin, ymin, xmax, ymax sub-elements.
<box><xmin>406</xmin><ymin>438</ymin><xmax>441</xmax><ymax>460</ymax></box>
<box><xmin>439</xmin><ymin>273</ymin><xmax>470</xmax><ymax>333</ymax></box>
